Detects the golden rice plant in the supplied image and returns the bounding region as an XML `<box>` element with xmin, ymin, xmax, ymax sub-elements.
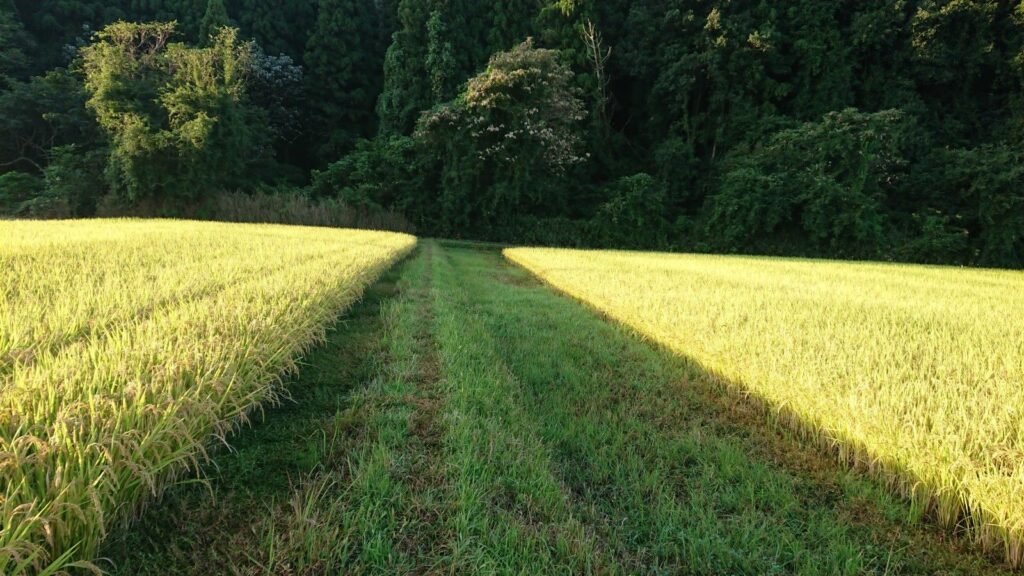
<box><xmin>0</xmin><ymin>220</ymin><xmax>415</xmax><ymax>574</ymax></box>
<box><xmin>506</xmin><ymin>247</ymin><xmax>1024</xmax><ymax>567</ymax></box>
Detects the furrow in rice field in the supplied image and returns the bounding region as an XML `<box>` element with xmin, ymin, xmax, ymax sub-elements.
<box><xmin>107</xmin><ymin>242</ymin><xmax>1012</xmax><ymax>575</ymax></box>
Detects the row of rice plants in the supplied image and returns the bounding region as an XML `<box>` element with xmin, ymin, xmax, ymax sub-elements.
<box><xmin>0</xmin><ymin>220</ymin><xmax>415</xmax><ymax>574</ymax></box>
<box><xmin>506</xmin><ymin>247</ymin><xmax>1024</xmax><ymax>567</ymax></box>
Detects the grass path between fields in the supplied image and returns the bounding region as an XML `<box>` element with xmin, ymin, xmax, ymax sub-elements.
<box><xmin>103</xmin><ymin>241</ymin><xmax>1012</xmax><ymax>575</ymax></box>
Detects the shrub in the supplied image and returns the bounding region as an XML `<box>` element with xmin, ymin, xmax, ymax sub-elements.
<box><xmin>414</xmin><ymin>39</ymin><xmax>586</xmax><ymax>237</ymax></box>
<box><xmin>589</xmin><ymin>173</ymin><xmax>669</xmax><ymax>250</ymax></box>
<box><xmin>705</xmin><ymin>108</ymin><xmax>913</xmax><ymax>258</ymax></box>
<box><xmin>97</xmin><ymin>189</ymin><xmax>413</xmax><ymax>233</ymax></box>
<box><xmin>310</xmin><ymin>136</ymin><xmax>425</xmax><ymax>214</ymax></box>
<box><xmin>0</xmin><ymin>172</ymin><xmax>42</xmax><ymax>214</ymax></box>
<box><xmin>916</xmin><ymin>145</ymin><xmax>1024</xmax><ymax>268</ymax></box>
<box><xmin>894</xmin><ymin>210</ymin><xmax>971</xmax><ymax>265</ymax></box>
<box><xmin>43</xmin><ymin>145</ymin><xmax>108</xmax><ymax>217</ymax></box>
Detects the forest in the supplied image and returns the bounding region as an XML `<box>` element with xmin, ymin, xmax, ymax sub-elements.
<box><xmin>1</xmin><ymin>0</ymin><xmax>1023</xmax><ymax>268</ymax></box>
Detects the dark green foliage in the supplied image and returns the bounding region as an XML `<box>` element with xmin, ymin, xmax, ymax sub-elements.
<box><xmin>706</xmin><ymin>109</ymin><xmax>912</xmax><ymax>258</ymax></box>
<box><xmin>303</xmin><ymin>0</ymin><xmax>386</xmax><ymax>161</ymax></box>
<box><xmin>198</xmin><ymin>0</ymin><xmax>230</xmax><ymax>43</ymax></box>
<box><xmin>81</xmin><ymin>22</ymin><xmax>267</xmax><ymax>203</ymax></box>
<box><xmin>590</xmin><ymin>173</ymin><xmax>669</xmax><ymax>250</ymax></box>
<box><xmin>907</xmin><ymin>144</ymin><xmax>1024</xmax><ymax>267</ymax></box>
<box><xmin>310</xmin><ymin>136</ymin><xmax>423</xmax><ymax>213</ymax></box>
<box><xmin>377</xmin><ymin>0</ymin><xmax>439</xmax><ymax>135</ymax></box>
<box><xmin>226</xmin><ymin>0</ymin><xmax>318</xmax><ymax>61</ymax></box>
<box><xmin>895</xmin><ymin>210</ymin><xmax>972</xmax><ymax>265</ymax></box>
<box><xmin>414</xmin><ymin>40</ymin><xmax>586</xmax><ymax>237</ymax></box>
<box><xmin>0</xmin><ymin>67</ymin><xmax>100</xmax><ymax>173</ymax></box>
<box><xmin>0</xmin><ymin>168</ymin><xmax>72</xmax><ymax>217</ymax></box>
<box><xmin>487</xmin><ymin>0</ymin><xmax>536</xmax><ymax>52</ymax></box>
<box><xmin>377</xmin><ymin>0</ymin><xmax>495</xmax><ymax>135</ymax></box>
<box><xmin>247</xmin><ymin>47</ymin><xmax>304</xmax><ymax>152</ymax></box>
<box><xmin>44</xmin><ymin>144</ymin><xmax>108</xmax><ymax>216</ymax></box>
<box><xmin>12</xmin><ymin>1</ymin><xmax>127</xmax><ymax>71</ymax></box>
<box><xmin>3</xmin><ymin>0</ymin><xmax>1024</xmax><ymax>267</ymax></box>
<box><xmin>425</xmin><ymin>8</ymin><xmax>458</xmax><ymax>102</ymax></box>
<box><xmin>0</xmin><ymin>170</ymin><xmax>43</xmax><ymax>214</ymax></box>
<box><xmin>0</xmin><ymin>2</ymin><xmax>32</xmax><ymax>83</ymax></box>
<box><xmin>130</xmin><ymin>0</ymin><xmax>207</xmax><ymax>38</ymax></box>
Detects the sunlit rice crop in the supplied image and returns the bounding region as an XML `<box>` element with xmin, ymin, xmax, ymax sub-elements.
<box><xmin>505</xmin><ymin>247</ymin><xmax>1024</xmax><ymax>567</ymax></box>
<box><xmin>0</xmin><ymin>220</ymin><xmax>415</xmax><ymax>574</ymax></box>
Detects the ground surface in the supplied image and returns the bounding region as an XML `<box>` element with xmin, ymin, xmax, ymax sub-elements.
<box><xmin>104</xmin><ymin>241</ymin><xmax>1012</xmax><ymax>575</ymax></box>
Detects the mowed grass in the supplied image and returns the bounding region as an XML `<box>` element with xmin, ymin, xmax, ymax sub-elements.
<box><xmin>0</xmin><ymin>220</ymin><xmax>414</xmax><ymax>574</ymax></box>
<box><xmin>506</xmin><ymin>247</ymin><xmax>1024</xmax><ymax>566</ymax></box>
<box><xmin>107</xmin><ymin>242</ymin><xmax>1009</xmax><ymax>575</ymax></box>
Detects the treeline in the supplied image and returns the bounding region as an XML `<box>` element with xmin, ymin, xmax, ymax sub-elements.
<box><xmin>2</xmin><ymin>1</ymin><xmax>1023</xmax><ymax>267</ymax></box>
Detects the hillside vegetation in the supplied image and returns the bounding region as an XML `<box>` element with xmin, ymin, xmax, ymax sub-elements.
<box><xmin>0</xmin><ymin>220</ymin><xmax>414</xmax><ymax>574</ymax></box>
<box><xmin>2</xmin><ymin>1</ymin><xmax>1024</xmax><ymax>266</ymax></box>
<box><xmin>507</xmin><ymin>247</ymin><xmax>1024</xmax><ymax>566</ymax></box>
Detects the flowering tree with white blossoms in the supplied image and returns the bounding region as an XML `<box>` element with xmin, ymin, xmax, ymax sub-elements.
<box><xmin>416</xmin><ymin>39</ymin><xmax>586</xmax><ymax>237</ymax></box>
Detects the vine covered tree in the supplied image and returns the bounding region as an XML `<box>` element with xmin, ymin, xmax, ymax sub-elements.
<box><xmin>81</xmin><ymin>22</ymin><xmax>267</xmax><ymax>203</ymax></box>
<box><xmin>416</xmin><ymin>39</ymin><xmax>586</xmax><ymax>236</ymax></box>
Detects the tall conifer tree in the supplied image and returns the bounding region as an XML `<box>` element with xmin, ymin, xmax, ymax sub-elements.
<box><xmin>377</xmin><ymin>0</ymin><xmax>432</xmax><ymax>135</ymax></box>
<box><xmin>487</xmin><ymin>0</ymin><xmax>536</xmax><ymax>52</ymax></box>
<box><xmin>0</xmin><ymin>1</ymin><xmax>32</xmax><ymax>83</ymax></box>
<box><xmin>199</xmin><ymin>0</ymin><xmax>230</xmax><ymax>43</ymax></box>
<box><xmin>304</xmin><ymin>0</ymin><xmax>384</xmax><ymax>160</ymax></box>
<box><xmin>226</xmin><ymin>0</ymin><xmax>318</xmax><ymax>62</ymax></box>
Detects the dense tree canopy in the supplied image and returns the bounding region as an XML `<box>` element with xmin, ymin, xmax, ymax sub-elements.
<box><xmin>81</xmin><ymin>22</ymin><xmax>266</xmax><ymax>204</ymax></box>
<box><xmin>303</xmin><ymin>0</ymin><xmax>387</xmax><ymax>160</ymax></box>
<box><xmin>2</xmin><ymin>0</ymin><xmax>1023</xmax><ymax>267</ymax></box>
<box><xmin>0</xmin><ymin>2</ymin><xmax>31</xmax><ymax>84</ymax></box>
<box><xmin>415</xmin><ymin>40</ymin><xmax>587</xmax><ymax>237</ymax></box>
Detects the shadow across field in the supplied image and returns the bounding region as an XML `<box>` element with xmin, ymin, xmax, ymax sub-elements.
<box><xmin>448</xmin><ymin>246</ymin><xmax>1009</xmax><ymax>575</ymax></box>
<box><xmin>103</xmin><ymin>242</ymin><xmax>1012</xmax><ymax>575</ymax></box>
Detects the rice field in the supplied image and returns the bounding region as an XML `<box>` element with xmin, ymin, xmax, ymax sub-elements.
<box><xmin>505</xmin><ymin>247</ymin><xmax>1024</xmax><ymax>567</ymax></box>
<box><xmin>0</xmin><ymin>220</ymin><xmax>415</xmax><ymax>574</ymax></box>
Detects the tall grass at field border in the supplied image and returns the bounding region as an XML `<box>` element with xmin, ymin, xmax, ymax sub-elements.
<box><xmin>93</xmin><ymin>191</ymin><xmax>414</xmax><ymax>234</ymax></box>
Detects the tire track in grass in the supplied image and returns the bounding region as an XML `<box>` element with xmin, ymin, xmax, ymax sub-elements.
<box><xmin>379</xmin><ymin>241</ymin><xmax>450</xmax><ymax>567</ymax></box>
<box><xmin>428</xmin><ymin>242</ymin><xmax>615</xmax><ymax>574</ymax></box>
<box><xmin>250</xmin><ymin>241</ymin><xmax>451</xmax><ymax>574</ymax></box>
<box><xmin>238</xmin><ymin>240</ymin><xmax>615</xmax><ymax>574</ymax></box>
<box><xmin>102</xmin><ymin>246</ymin><xmax>453</xmax><ymax>575</ymax></box>
<box><xmin>235</xmin><ymin>244</ymin><xmax>447</xmax><ymax>574</ymax></box>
